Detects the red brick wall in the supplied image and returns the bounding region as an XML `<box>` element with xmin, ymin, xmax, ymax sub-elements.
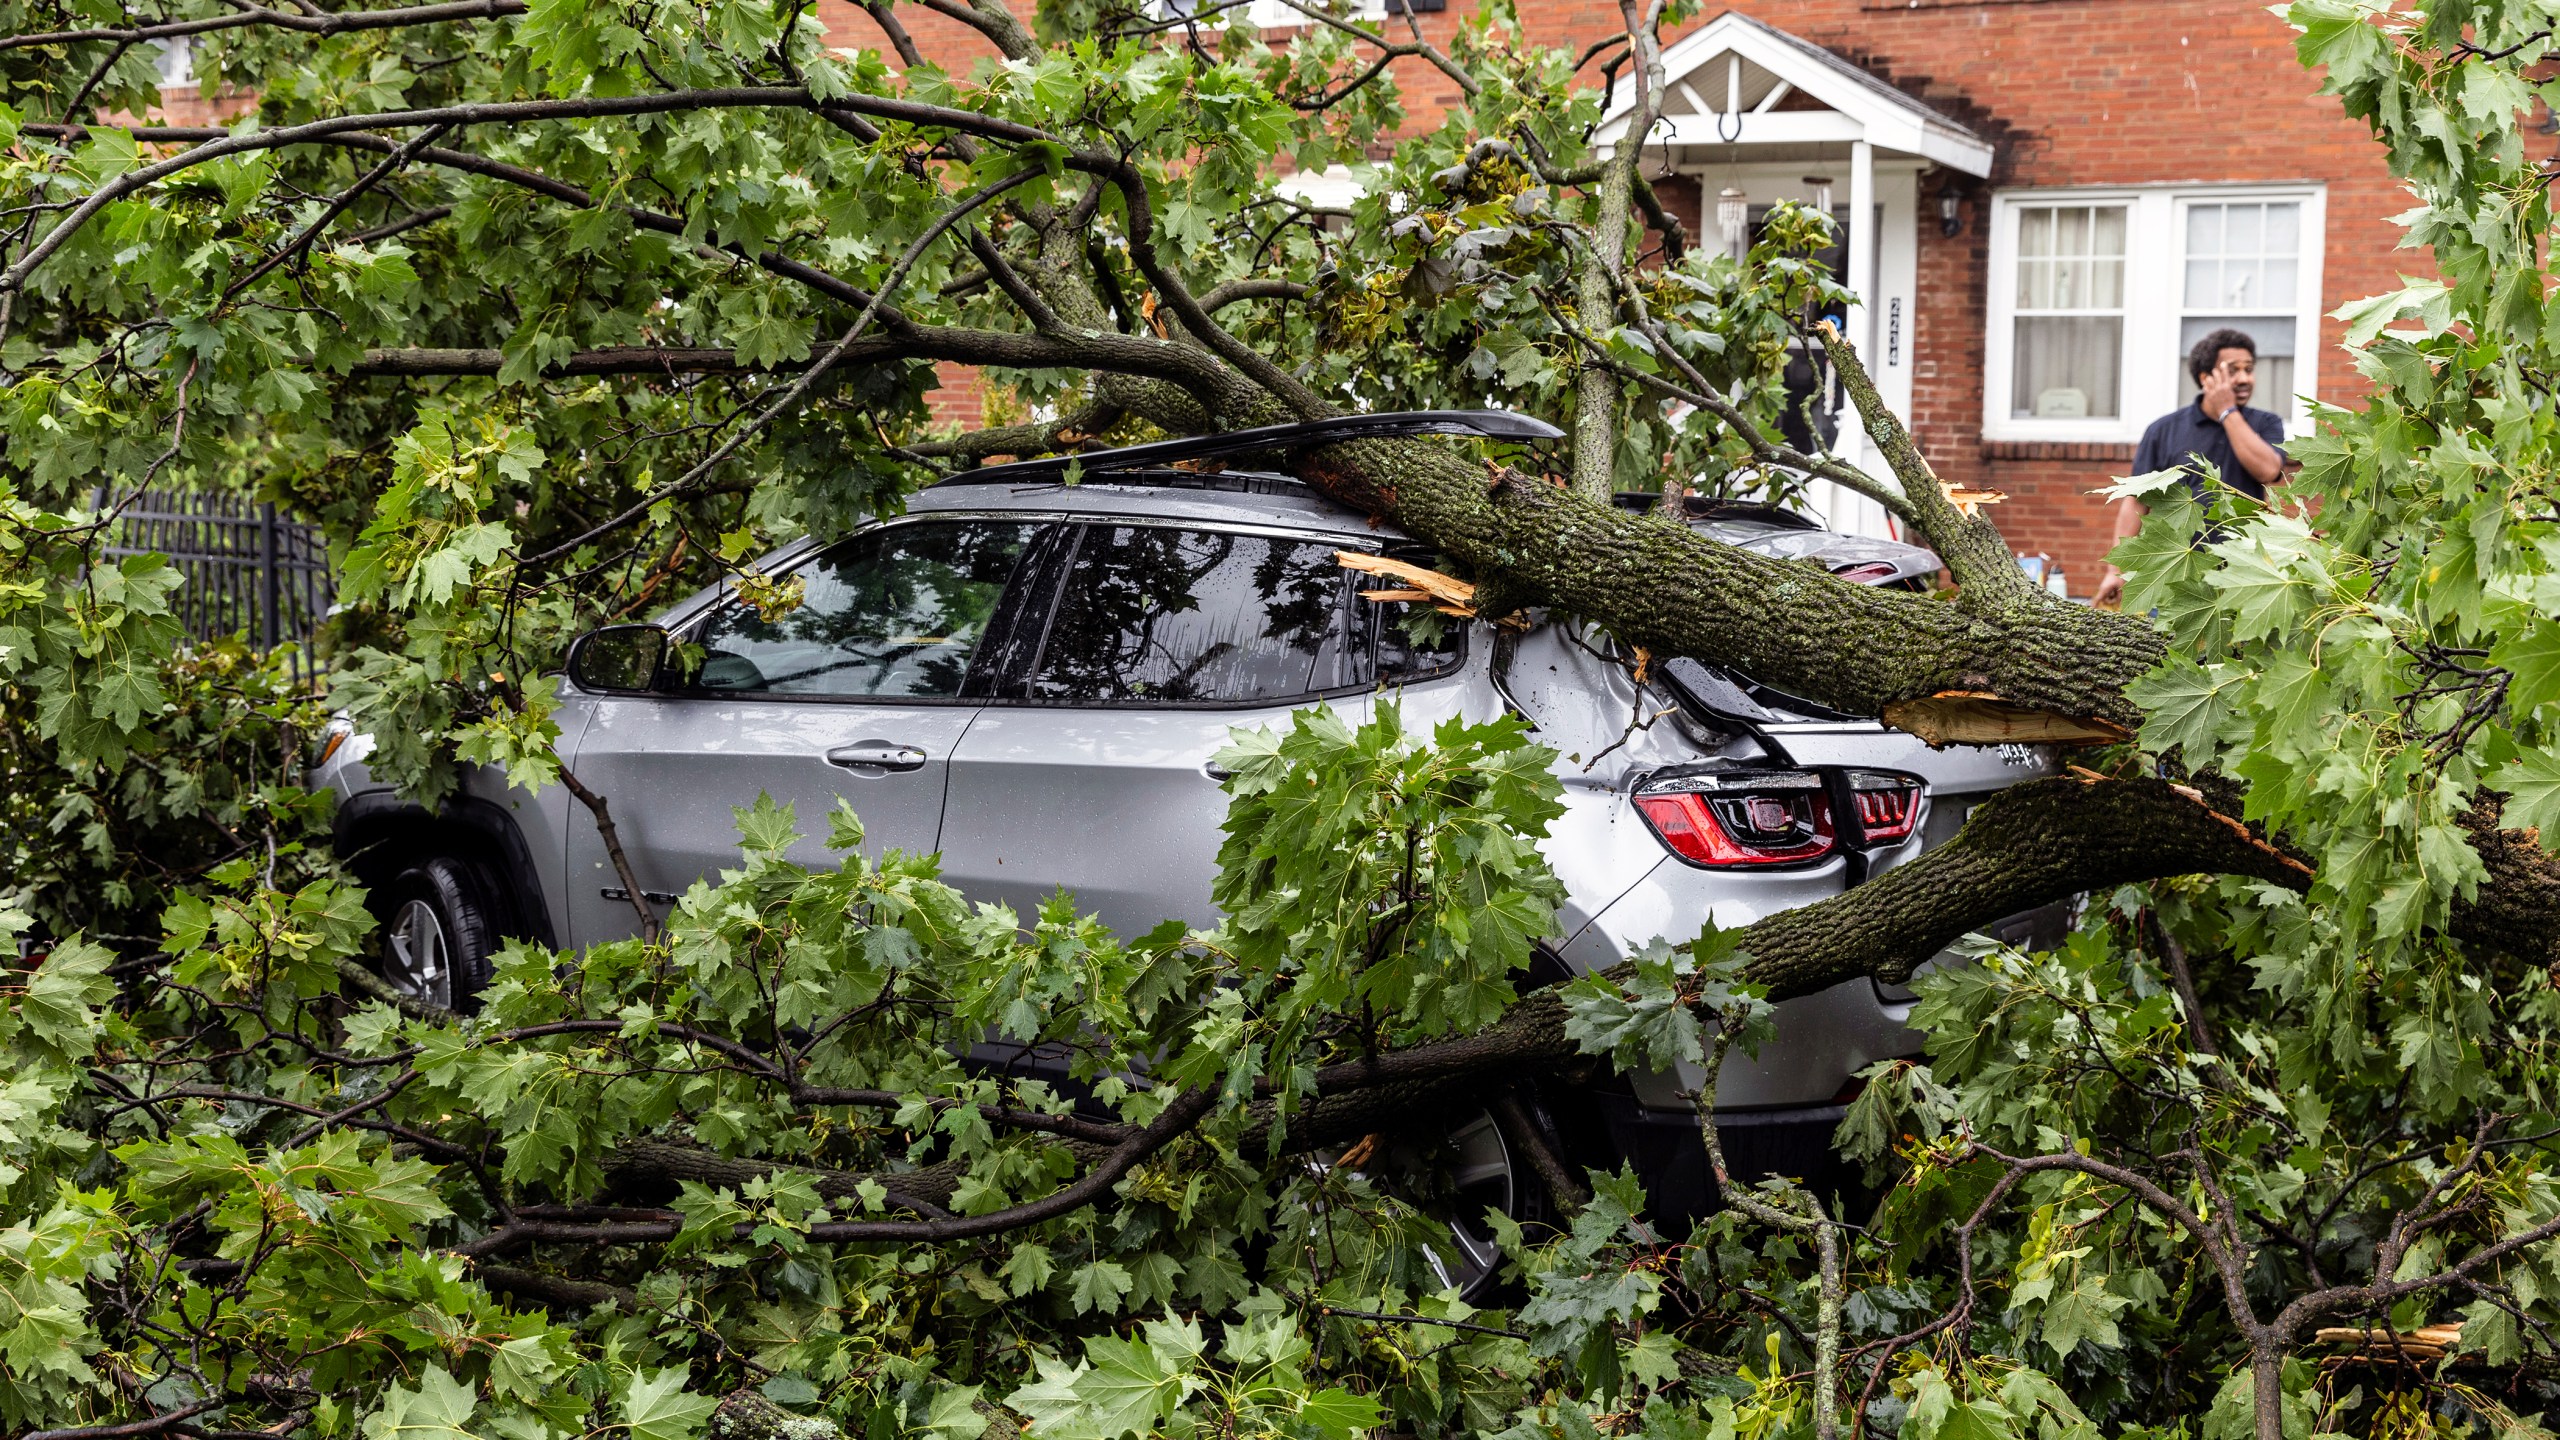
<box><xmin>927</xmin><ymin>366</ymin><xmax>988</xmax><ymax>431</ymax></box>
<box><xmin>819</xmin><ymin>0</ymin><xmax>2413</xmax><ymax>579</ymax></box>
<box><xmin>1816</xmin><ymin>0</ymin><xmax>2408</xmax><ymax>585</ymax></box>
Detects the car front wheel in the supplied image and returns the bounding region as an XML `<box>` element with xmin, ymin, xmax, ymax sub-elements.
<box><xmin>377</xmin><ymin>857</ymin><xmax>499</xmax><ymax>1012</ymax></box>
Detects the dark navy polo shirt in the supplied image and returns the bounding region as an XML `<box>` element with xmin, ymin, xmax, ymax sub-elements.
<box><xmin>2132</xmin><ymin>402</ymin><xmax>2288</xmax><ymax>503</ymax></box>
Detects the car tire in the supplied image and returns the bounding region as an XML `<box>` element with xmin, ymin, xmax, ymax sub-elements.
<box><xmin>377</xmin><ymin>857</ymin><xmax>500</xmax><ymax>1013</ymax></box>
<box><xmin>1332</xmin><ymin>1103</ymin><xmax>1556</xmax><ymax>1302</ymax></box>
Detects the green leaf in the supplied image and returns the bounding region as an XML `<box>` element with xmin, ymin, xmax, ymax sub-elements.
<box><xmin>923</xmin><ymin>1385</ymin><xmax>992</xmax><ymax>1440</ymax></box>
<box><xmin>2036</xmin><ymin>1274</ymin><xmax>2130</xmax><ymax>1358</ymax></box>
<box><xmin>1073</xmin><ymin>1332</ymin><xmax>1190</xmax><ymax>1440</ymax></box>
<box><xmin>2496</xmin><ymin>747</ymin><xmax>2560</xmax><ymax>842</ymax></box>
<box><xmin>620</xmin><ymin>1367</ymin><xmax>719</xmax><ymax>1440</ymax></box>
<box><xmin>2130</xmin><ymin>655</ymin><xmax>2233</xmax><ymax>765</ymax></box>
<box><xmin>2491</xmin><ymin>619</ymin><xmax>2560</xmax><ymax>716</ymax></box>
<box><xmin>1067</xmin><ymin>1259</ymin><xmax>1133</xmax><ymax>1315</ymax></box>
<box><xmin>1298</xmin><ymin>1388</ymin><xmax>1385</xmax><ymax>1440</ymax></box>
<box><xmin>1000</xmin><ymin>1241</ymin><xmax>1056</xmax><ymax>1297</ymax></box>
<box><xmin>362</xmin><ymin>1367</ymin><xmax>481</xmax><ymax>1439</ymax></box>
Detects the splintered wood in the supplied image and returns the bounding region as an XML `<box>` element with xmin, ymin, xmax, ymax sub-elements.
<box><xmin>2315</xmin><ymin>1323</ymin><xmax>2464</xmax><ymax>1366</ymax></box>
<box><xmin>1881</xmin><ymin>690</ymin><xmax>2133</xmax><ymax>748</ymax></box>
<box><xmin>1940</xmin><ymin>480</ymin><xmax>2007</xmax><ymax>517</ymax></box>
<box><xmin>1335</xmin><ymin>551</ymin><xmax>1477</xmax><ymax>617</ymax></box>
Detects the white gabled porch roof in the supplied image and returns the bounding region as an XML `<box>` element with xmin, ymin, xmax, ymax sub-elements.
<box><xmin>1595</xmin><ymin>11</ymin><xmax>1994</xmax><ymax>177</ymax></box>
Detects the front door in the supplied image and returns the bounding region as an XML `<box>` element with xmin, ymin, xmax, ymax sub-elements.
<box><xmin>561</xmin><ymin>516</ymin><xmax>1049</xmax><ymax>945</ymax></box>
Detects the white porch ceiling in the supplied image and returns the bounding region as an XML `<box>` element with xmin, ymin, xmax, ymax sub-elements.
<box><xmin>1596</xmin><ymin>11</ymin><xmax>1995</xmax><ymax>177</ymax></box>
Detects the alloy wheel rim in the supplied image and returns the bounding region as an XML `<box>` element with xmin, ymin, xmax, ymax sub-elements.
<box><xmin>1423</xmin><ymin>1110</ymin><xmax>1516</xmax><ymax>1296</ymax></box>
<box><xmin>385</xmin><ymin>898</ymin><xmax>452</xmax><ymax>1010</ymax></box>
<box><xmin>1323</xmin><ymin>1108</ymin><xmax>1519</xmax><ymax>1300</ymax></box>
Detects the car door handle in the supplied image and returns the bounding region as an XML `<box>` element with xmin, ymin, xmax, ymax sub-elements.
<box><xmin>827</xmin><ymin>741</ymin><xmax>929</xmax><ymax>773</ymax></box>
<box><xmin>1202</xmin><ymin>760</ymin><xmax>1233</xmax><ymax>781</ymax></box>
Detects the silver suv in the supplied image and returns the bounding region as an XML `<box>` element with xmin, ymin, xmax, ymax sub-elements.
<box><xmin>312</xmin><ymin>411</ymin><xmax>2059</xmax><ymax>1272</ymax></box>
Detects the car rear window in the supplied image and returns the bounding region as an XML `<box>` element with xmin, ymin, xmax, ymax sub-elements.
<box><xmin>1006</xmin><ymin>526</ymin><xmax>1470</xmax><ymax>706</ymax></box>
<box><xmin>1024</xmin><ymin>526</ymin><xmax>1359</xmax><ymax>705</ymax></box>
<box><xmin>689</xmin><ymin>519</ymin><xmax>1041</xmax><ymax>699</ymax></box>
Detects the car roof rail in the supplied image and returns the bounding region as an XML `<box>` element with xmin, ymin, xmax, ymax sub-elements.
<box><xmin>931</xmin><ymin>409</ymin><xmax>1564</xmax><ymax>486</ymax></box>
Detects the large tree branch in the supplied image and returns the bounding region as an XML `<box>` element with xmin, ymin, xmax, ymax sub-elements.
<box><xmin>10</xmin><ymin>87</ymin><xmax>1094</xmax><ymax>293</ymax></box>
<box><xmin>0</xmin><ymin>0</ymin><xmax>525</xmax><ymax>52</ymax></box>
<box><xmin>515</xmin><ymin>165</ymin><xmax>1051</xmax><ymax>569</ymax></box>
<box><xmin>1740</xmin><ymin>775</ymin><xmax>2309</xmax><ymax>989</ymax></box>
<box><xmin>353</xmin><ymin>330</ymin><xmax>1220</xmax><ymax>387</ymax></box>
<box><xmin>459</xmin><ymin>1086</ymin><xmax>1217</xmax><ymax>1254</ymax></box>
<box><xmin>1566</xmin><ymin>0</ymin><xmax>1669</xmax><ymax>499</ymax></box>
<box><xmin>1285</xmin><ymin>433</ymin><xmax>2164</xmax><ymax>736</ymax></box>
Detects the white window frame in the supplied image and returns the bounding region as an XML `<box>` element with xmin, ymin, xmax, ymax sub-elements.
<box><xmin>1981</xmin><ymin>183</ymin><xmax>2326</xmax><ymax>444</ymax></box>
<box><xmin>1163</xmin><ymin>0</ymin><xmax>1389</xmax><ymax>28</ymax></box>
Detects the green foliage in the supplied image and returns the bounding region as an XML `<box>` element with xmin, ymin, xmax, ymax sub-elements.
<box><xmin>15</xmin><ymin>0</ymin><xmax>2560</xmax><ymax>1431</ymax></box>
<box><xmin>0</xmin><ymin>709</ymin><xmax>1656</xmax><ymax>1438</ymax></box>
<box><xmin>1213</xmin><ymin>702</ymin><xmax>1566</xmax><ymax>1060</ymax></box>
<box><xmin>0</xmin><ymin>482</ymin><xmax>334</xmax><ymax>937</ymax></box>
<box><xmin>1561</xmin><ymin>921</ymin><xmax>1769</xmax><ymax>1075</ymax></box>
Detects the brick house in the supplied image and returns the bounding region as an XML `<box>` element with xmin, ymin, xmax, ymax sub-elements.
<box><xmin>807</xmin><ymin>0</ymin><xmax>2404</xmax><ymax>594</ymax></box>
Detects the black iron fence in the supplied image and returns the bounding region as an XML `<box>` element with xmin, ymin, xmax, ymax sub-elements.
<box><xmin>97</xmin><ymin>490</ymin><xmax>333</xmax><ymax>679</ymax></box>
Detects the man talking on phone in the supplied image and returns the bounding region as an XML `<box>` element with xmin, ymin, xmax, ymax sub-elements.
<box><xmin>2091</xmin><ymin>328</ymin><xmax>2289</xmax><ymax>609</ymax></box>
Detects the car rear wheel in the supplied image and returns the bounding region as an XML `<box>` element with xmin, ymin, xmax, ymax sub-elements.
<box><xmin>378</xmin><ymin>857</ymin><xmax>499</xmax><ymax>1012</ymax></box>
<box><xmin>1330</xmin><ymin>1105</ymin><xmax>1546</xmax><ymax>1301</ymax></box>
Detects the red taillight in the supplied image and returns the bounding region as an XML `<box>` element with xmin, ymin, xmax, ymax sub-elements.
<box><xmin>1846</xmin><ymin>770</ymin><xmax>1922</xmax><ymax>842</ymax></box>
<box><xmin>1833</xmin><ymin>561</ymin><xmax>1902</xmax><ymax>585</ymax></box>
<box><xmin>1635</xmin><ymin>773</ymin><xmax>1836</xmax><ymax>867</ymax></box>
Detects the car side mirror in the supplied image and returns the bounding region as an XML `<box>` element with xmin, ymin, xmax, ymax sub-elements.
<box><xmin>566</xmin><ymin>624</ymin><xmax>670</xmax><ymax>694</ymax></box>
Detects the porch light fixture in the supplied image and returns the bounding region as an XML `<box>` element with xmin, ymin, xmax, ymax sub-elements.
<box><xmin>1937</xmin><ymin>185</ymin><xmax>1967</xmax><ymax>237</ymax></box>
<box><xmin>1803</xmin><ymin>175</ymin><xmax>1834</xmax><ymax>217</ymax></box>
<box><xmin>1717</xmin><ymin>186</ymin><xmax>1750</xmax><ymax>260</ymax></box>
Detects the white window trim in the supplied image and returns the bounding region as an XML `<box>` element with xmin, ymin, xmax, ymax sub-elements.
<box><xmin>1981</xmin><ymin>183</ymin><xmax>2326</xmax><ymax>444</ymax></box>
<box><xmin>1164</xmin><ymin>0</ymin><xmax>1389</xmax><ymax>28</ymax></box>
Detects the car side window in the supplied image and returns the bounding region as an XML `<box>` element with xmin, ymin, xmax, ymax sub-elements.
<box><xmin>688</xmin><ymin>519</ymin><xmax>1042</xmax><ymax>699</ymax></box>
<box><xmin>1023</xmin><ymin>526</ymin><xmax>1359</xmax><ymax>705</ymax></box>
<box><xmin>1367</xmin><ymin>549</ymin><xmax>1466</xmax><ymax>684</ymax></box>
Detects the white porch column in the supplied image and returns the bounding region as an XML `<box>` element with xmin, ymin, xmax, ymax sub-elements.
<box><xmin>1846</xmin><ymin>141</ymin><xmax>1877</xmax><ymax>365</ymax></box>
<box><xmin>1844</xmin><ymin>139</ymin><xmax>1877</xmax><ymax>470</ymax></box>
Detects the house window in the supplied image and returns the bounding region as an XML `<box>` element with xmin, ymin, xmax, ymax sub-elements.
<box><xmin>1982</xmin><ymin>186</ymin><xmax>2324</xmax><ymax>443</ymax></box>
<box><xmin>1159</xmin><ymin>0</ymin><xmax>1412</xmax><ymax>26</ymax></box>
<box><xmin>152</xmin><ymin>38</ymin><xmax>194</xmax><ymax>88</ymax></box>
<box><xmin>2177</xmin><ymin>199</ymin><xmax>2300</xmax><ymax>409</ymax></box>
<box><xmin>2009</xmin><ymin>203</ymin><xmax>2126</xmax><ymax>421</ymax></box>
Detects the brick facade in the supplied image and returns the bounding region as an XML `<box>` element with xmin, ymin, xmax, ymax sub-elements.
<box><xmin>815</xmin><ymin>0</ymin><xmax>2411</xmax><ymax>582</ymax></box>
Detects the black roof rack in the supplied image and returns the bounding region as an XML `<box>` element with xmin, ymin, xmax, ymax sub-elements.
<box><xmin>932</xmin><ymin>409</ymin><xmax>1564</xmax><ymax>486</ymax></box>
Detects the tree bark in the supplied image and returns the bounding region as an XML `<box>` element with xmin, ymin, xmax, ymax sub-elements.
<box><xmin>1295</xmin><ymin>434</ymin><xmax>2165</xmax><ymax>732</ymax></box>
<box><xmin>2450</xmin><ymin>793</ymin><xmax>2560</xmax><ymax>969</ymax></box>
<box><xmin>708</xmin><ymin>1392</ymin><xmax>848</xmax><ymax>1440</ymax></box>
